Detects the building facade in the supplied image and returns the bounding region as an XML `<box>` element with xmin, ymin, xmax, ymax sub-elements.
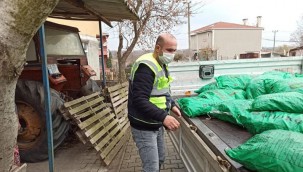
<box><xmin>191</xmin><ymin>21</ymin><xmax>263</xmax><ymax>60</ymax></box>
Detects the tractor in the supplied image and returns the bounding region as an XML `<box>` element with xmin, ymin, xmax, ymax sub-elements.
<box><xmin>13</xmin><ymin>0</ymin><xmax>138</xmax><ymax>163</ymax></box>
<box><xmin>16</xmin><ymin>21</ymin><xmax>100</xmax><ymax>162</ymax></box>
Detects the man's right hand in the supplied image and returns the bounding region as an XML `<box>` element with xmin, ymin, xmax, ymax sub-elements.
<box><xmin>163</xmin><ymin>115</ymin><xmax>180</xmax><ymax>131</ymax></box>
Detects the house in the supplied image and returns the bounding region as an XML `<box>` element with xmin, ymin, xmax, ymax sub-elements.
<box><xmin>289</xmin><ymin>46</ymin><xmax>303</xmax><ymax>56</ymax></box>
<box><xmin>96</xmin><ymin>34</ymin><xmax>112</xmax><ymax>78</ymax></box>
<box><xmin>191</xmin><ymin>17</ymin><xmax>263</xmax><ymax>60</ymax></box>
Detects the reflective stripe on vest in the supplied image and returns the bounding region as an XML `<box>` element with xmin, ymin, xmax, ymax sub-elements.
<box><xmin>130</xmin><ymin>53</ymin><xmax>173</xmax><ymax>110</ymax></box>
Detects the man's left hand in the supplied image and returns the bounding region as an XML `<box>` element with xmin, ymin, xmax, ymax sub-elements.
<box><xmin>171</xmin><ymin>106</ymin><xmax>182</xmax><ymax>118</ymax></box>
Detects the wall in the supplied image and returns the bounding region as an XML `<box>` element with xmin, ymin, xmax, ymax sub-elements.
<box><xmin>47</xmin><ymin>18</ymin><xmax>99</xmax><ymax>36</ymax></box>
<box><xmin>214</xmin><ymin>29</ymin><xmax>262</xmax><ymax>59</ymax></box>
<box><xmin>80</xmin><ymin>35</ymin><xmax>100</xmax><ymax>80</ymax></box>
<box><xmin>190</xmin><ymin>31</ymin><xmax>212</xmax><ymax>51</ymax></box>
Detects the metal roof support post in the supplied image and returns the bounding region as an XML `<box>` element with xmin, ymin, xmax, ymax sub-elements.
<box><xmin>38</xmin><ymin>24</ymin><xmax>54</xmax><ymax>172</ymax></box>
<box><xmin>99</xmin><ymin>21</ymin><xmax>106</xmax><ymax>89</ymax></box>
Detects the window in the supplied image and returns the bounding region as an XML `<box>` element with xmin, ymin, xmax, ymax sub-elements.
<box><xmin>45</xmin><ymin>27</ymin><xmax>85</xmax><ymax>56</ymax></box>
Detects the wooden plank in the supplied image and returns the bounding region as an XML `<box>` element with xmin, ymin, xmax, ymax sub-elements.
<box><xmin>64</xmin><ymin>92</ymin><xmax>101</xmax><ymax>107</ymax></box>
<box><xmin>115</xmin><ymin>102</ymin><xmax>127</xmax><ymax>114</ymax></box>
<box><xmin>111</xmin><ymin>93</ymin><xmax>128</xmax><ymax>104</ymax></box>
<box><xmin>95</xmin><ymin>126</ymin><xmax>120</xmax><ymax>152</ymax></box>
<box><xmin>115</xmin><ymin>110</ymin><xmax>127</xmax><ymax>119</ymax></box>
<box><xmin>121</xmin><ymin>82</ymin><xmax>129</xmax><ymax>87</ymax></box>
<box><xmin>109</xmin><ymin>87</ymin><xmax>128</xmax><ymax>98</ymax></box>
<box><xmin>103</xmin><ymin>127</ymin><xmax>131</xmax><ymax>165</ymax></box>
<box><xmin>100</xmin><ymin>123</ymin><xmax>129</xmax><ymax>159</ymax></box>
<box><xmin>84</xmin><ymin>113</ymin><xmax>115</xmax><ymax>137</ymax></box>
<box><xmin>62</xmin><ymin>112</ymin><xmax>70</xmax><ymax>120</ymax></box>
<box><xmin>113</xmin><ymin>96</ymin><xmax>128</xmax><ymax>108</ymax></box>
<box><xmin>119</xmin><ymin>119</ymin><xmax>128</xmax><ymax>129</ymax></box>
<box><xmin>74</xmin><ymin>102</ymin><xmax>108</xmax><ymax>119</ymax></box>
<box><xmin>116</xmin><ymin>111</ymin><xmax>123</xmax><ymax>119</ymax></box>
<box><xmin>107</xmin><ymin>83</ymin><xmax>123</xmax><ymax>92</ymax></box>
<box><xmin>89</xmin><ymin>118</ymin><xmax>118</xmax><ymax>144</ymax></box>
<box><xmin>118</xmin><ymin>116</ymin><xmax>126</xmax><ymax>123</ymax></box>
<box><xmin>75</xmin><ymin>130</ymin><xmax>87</xmax><ymax>144</ymax></box>
<box><xmin>69</xmin><ymin>97</ymin><xmax>104</xmax><ymax>115</ymax></box>
<box><xmin>78</xmin><ymin>108</ymin><xmax>111</xmax><ymax>129</ymax></box>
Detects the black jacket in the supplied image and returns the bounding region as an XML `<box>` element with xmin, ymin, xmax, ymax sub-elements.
<box><xmin>128</xmin><ymin>63</ymin><xmax>175</xmax><ymax>130</ymax></box>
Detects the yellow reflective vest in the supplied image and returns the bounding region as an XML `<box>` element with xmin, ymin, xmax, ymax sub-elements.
<box><xmin>130</xmin><ymin>53</ymin><xmax>173</xmax><ymax>110</ymax></box>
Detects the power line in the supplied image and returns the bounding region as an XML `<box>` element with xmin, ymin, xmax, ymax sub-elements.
<box><xmin>262</xmin><ymin>38</ymin><xmax>299</xmax><ymax>43</ymax></box>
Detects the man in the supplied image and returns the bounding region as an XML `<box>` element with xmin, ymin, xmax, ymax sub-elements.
<box><xmin>128</xmin><ymin>33</ymin><xmax>181</xmax><ymax>172</ymax></box>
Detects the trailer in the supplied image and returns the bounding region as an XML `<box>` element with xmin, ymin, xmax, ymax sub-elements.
<box><xmin>167</xmin><ymin>56</ymin><xmax>303</xmax><ymax>172</ymax></box>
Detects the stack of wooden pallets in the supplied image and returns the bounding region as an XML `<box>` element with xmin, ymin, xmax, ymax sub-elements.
<box><xmin>63</xmin><ymin>82</ymin><xmax>130</xmax><ymax>165</ymax></box>
<box><xmin>106</xmin><ymin>82</ymin><xmax>129</xmax><ymax>128</ymax></box>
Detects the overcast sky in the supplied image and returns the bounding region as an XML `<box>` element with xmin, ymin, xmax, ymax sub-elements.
<box><xmin>105</xmin><ymin>0</ymin><xmax>303</xmax><ymax>50</ymax></box>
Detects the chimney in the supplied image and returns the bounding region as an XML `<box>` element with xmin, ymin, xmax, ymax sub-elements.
<box><xmin>243</xmin><ymin>18</ymin><xmax>248</xmax><ymax>25</ymax></box>
<box><xmin>256</xmin><ymin>16</ymin><xmax>262</xmax><ymax>27</ymax></box>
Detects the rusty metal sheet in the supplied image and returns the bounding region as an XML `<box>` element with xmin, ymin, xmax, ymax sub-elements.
<box><xmin>50</xmin><ymin>0</ymin><xmax>138</xmax><ymax>23</ymax></box>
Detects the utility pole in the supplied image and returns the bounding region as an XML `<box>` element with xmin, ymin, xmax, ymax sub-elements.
<box><xmin>187</xmin><ymin>1</ymin><xmax>191</xmax><ymax>54</ymax></box>
<box><xmin>272</xmin><ymin>30</ymin><xmax>278</xmax><ymax>52</ymax></box>
<box><xmin>183</xmin><ymin>0</ymin><xmax>191</xmax><ymax>59</ymax></box>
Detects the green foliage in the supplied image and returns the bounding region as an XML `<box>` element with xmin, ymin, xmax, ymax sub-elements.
<box><xmin>106</xmin><ymin>51</ymin><xmax>112</xmax><ymax>68</ymax></box>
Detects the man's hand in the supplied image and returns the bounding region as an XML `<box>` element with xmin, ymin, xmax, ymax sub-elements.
<box><xmin>163</xmin><ymin>115</ymin><xmax>180</xmax><ymax>131</ymax></box>
<box><xmin>171</xmin><ymin>106</ymin><xmax>182</xmax><ymax>118</ymax></box>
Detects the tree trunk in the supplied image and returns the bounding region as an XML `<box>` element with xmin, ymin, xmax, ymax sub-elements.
<box><xmin>118</xmin><ymin>58</ymin><xmax>127</xmax><ymax>82</ymax></box>
<box><xmin>0</xmin><ymin>0</ymin><xmax>59</xmax><ymax>171</ymax></box>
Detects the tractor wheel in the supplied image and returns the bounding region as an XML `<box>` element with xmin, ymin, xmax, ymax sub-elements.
<box><xmin>15</xmin><ymin>80</ymin><xmax>70</xmax><ymax>162</ymax></box>
<box><xmin>80</xmin><ymin>79</ymin><xmax>101</xmax><ymax>96</ymax></box>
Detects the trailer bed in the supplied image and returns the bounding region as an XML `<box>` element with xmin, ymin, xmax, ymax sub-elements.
<box><xmin>168</xmin><ymin>111</ymin><xmax>252</xmax><ymax>172</ymax></box>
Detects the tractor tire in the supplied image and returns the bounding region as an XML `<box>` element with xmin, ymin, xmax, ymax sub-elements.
<box><xmin>15</xmin><ymin>80</ymin><xmax>70</xmax><ymax>162</ymax></box>
<box><xmin>80</xmin><ymin>79</ymin><xmax>101</xmax><ymax>96</ymax></box>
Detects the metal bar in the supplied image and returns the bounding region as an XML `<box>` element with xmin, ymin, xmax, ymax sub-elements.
<box><xmin>39</xmin><ymin>24</ymin><xmax>54</xmax><ymax>172</ymax></box>
<box><xmin>188</xmin><ymin>117</ymin><xmax>242</xmax><ymax>172</ymax></box>
<box><xmin>99</xmin><ymin>21</ymin><xmax>106</xmax><ymax>89</ymax></box>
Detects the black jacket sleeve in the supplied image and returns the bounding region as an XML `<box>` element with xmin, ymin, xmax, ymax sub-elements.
<box><xmin>132</xmin><ymin>63</ymin><xmax>167</xmax><ymax>122</ymax></box>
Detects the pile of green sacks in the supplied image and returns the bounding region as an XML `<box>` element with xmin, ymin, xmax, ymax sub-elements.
<box><xmin>177</xmin><ymin>71</ymin><xmax>303</xmax><ymax>172</ymax></box>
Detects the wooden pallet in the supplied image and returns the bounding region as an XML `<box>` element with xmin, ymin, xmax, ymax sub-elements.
<box><xmin>107</xmin><ymin>82</ymin><xmax>129</xmax><ymax>127</ymax></box>
<box><xmin>63</xmin><ymin>91</ymin><xmax>130</xmax><ymax>165</ymax></box>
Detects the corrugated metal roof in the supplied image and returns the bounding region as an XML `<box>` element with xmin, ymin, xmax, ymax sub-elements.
<box><xmin>192</xmin><ymin>22</ymin><xmax>263</xmax><ymax>33</ymax></box>
<box><xmin>50</xmin><ymin>0</ymin><xmax>138</xmax><ymax>26</ymax></box>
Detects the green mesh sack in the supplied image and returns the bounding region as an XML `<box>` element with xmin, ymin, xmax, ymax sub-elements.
<box><xmin>246</xmin><ymin>78</ymin><xmax>267</xmax><ymax>99</ymax></box>
<box><xmin>246</xmin><ymin>71</ymin><xmax>293</xmax><ymax>99</ymax></box>
<box><xmin>224</xmin><ymin>89</ymin><xmax>246</xmax><ymax>99</ymax></box>
<box><xmin>215</xmin><ymin>75</ymin><xmax>252</xmax><ymax>90</ymax></box>
<box><xmin>239</xmin><ymin>111</ymin><xmax>303</xmax><ymax>135</ymax></box>
<box><xmin>209</xmin><ymin>100</ymin><xmax>252</xmax><ymax>125</ymax></box>
<box><xmin>261</xmin><ymin>70</ymin><xmax>293</xmax><ymax>79</ymax></box>
<box><xmin>295</xmin><ymin>73</ymin><xmax>303</xmax><ymax>77</ymax></box>
<box><xmin>264</xmin><ymin>78</ymin><xmax>303</xmax><ymax>94</ymax></box>
<box><xmin>226</xmin><ymin>130</ymin><xmax>303</xmax><ymax>172</ymax></box>
<box><xmin>252</xmin><ymin>92</ymin><xmax>303</xmax><ymax>113</ymax></box>
<box><xmin>194</xmin><ymin>82</ymin><xmax>218</xmax><ymax>94</ymax></box>
<box><xmin>177</xmin><ymin>97</ymin><xmax>222</xmax><ymax>117</ymax></box>
<box><xmin>198</xmin><ymin>89</ymin><xmax>246</xmax><ymax>101</ymax></box>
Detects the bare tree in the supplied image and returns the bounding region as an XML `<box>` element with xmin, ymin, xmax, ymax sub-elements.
<box><xmin>275</xmin><ymin>45</ymin><xmax>295</xmax><ymax>55</ymax></box>
<box><xmin>114</xmin><ymin>0</ymin><xmax>195</xmax><ymax>81</ymax></box>
<box><xmin>290</xmin><ymin>15</ymin><xmax>303</xmax><ymax>46</ymax></box>
<box><xmin>0</xmin><ymin>0</ymin><xmax>59</xmax><ymax>171</ymax></box>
